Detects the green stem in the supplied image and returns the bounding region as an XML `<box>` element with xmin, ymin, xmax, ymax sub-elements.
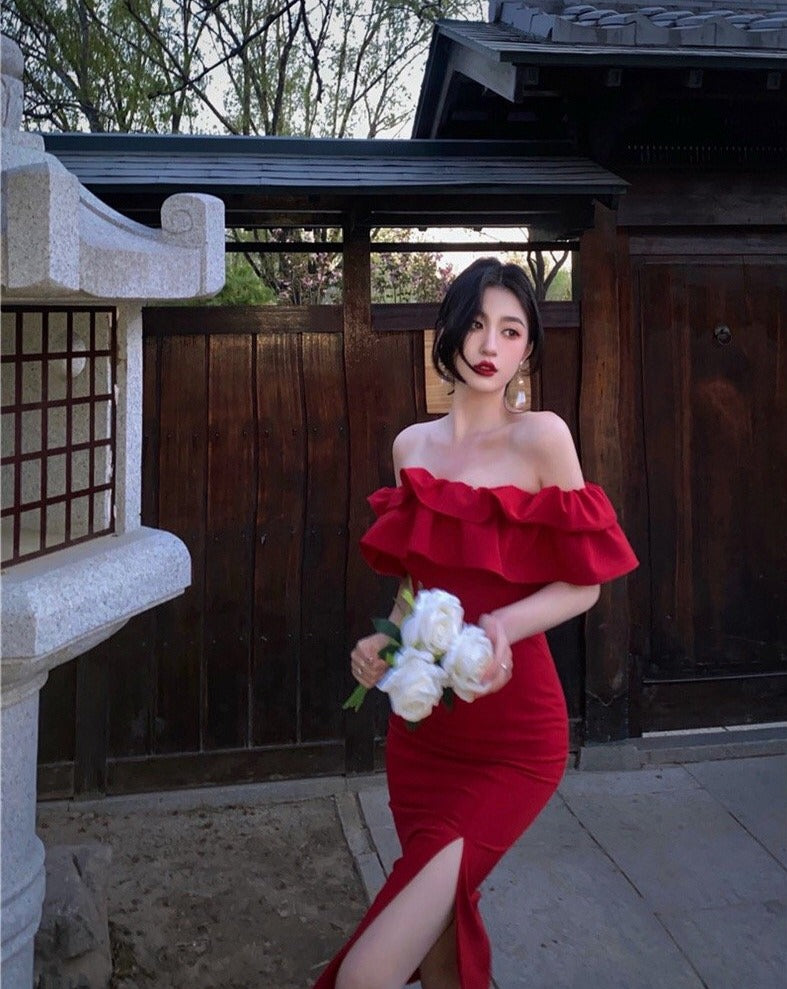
<box><xmin>342</xmin><ymin>684</ymin><xmax>368</xmax><ymax>712</ymax></box>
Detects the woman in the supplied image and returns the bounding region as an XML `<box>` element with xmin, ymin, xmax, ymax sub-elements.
<box><xmin>314</xmin><ymin>257</ymin><xmax>638</xmax><ymax>989</ymax></box>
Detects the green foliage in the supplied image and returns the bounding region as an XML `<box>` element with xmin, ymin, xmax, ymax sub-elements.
<box><xmin>205</xmin><ymin>253</ymin><xmax>277</xmax><ymax>306</ymax></box>
<box><xmin>371</xmin><ymin>229</ymin><xmax>454</xmax><ymax>304</ymax></box>
<box><xmin>545</xmin><ymin>265</ymin><xmax>573</xmax><ymax>301</ymax></box>
<box><xmin>2</xmin><ymin>0</ymin><xmax>198</xmax><ymax>132</ymax></box>
<box><xmin>4</xmin><ymin>0</ymin><xmax>484</xmax><ymax>137</ymax></box>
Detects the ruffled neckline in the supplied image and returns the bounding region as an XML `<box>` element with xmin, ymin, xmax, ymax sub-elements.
<box><xmin>379</xmin><ymin>466</ymin><xmax>618</xmax><ymax>531</ymax></box>
<box><xmin>399</xmin><ymin>466</ymin><xmax>562</xmax><ymax>498</ymax></box>
<box><xmin>361</xmin><ymin>466</ymin><xmax>639</xmax><ymax>586</ymax></box>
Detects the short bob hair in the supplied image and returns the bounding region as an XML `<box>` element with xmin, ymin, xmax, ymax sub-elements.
<box><xmin>432</xmin><ymin>257</ymin><xmax>543</xmax><ymax>384</ymax></box>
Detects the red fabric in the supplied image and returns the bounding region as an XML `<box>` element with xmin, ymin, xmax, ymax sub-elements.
<box><xmin>313</xmin><ymin>469</ymin><xmax>638</xmax><ymax>989</ymax></box>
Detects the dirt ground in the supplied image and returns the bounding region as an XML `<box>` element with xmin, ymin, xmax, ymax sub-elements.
<box><xmin>36</xmin><ymin>793</ymin><xmax>368</xmax><ymax>989</ymax></box>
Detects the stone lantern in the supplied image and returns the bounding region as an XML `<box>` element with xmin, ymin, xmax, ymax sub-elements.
<box><xmin>0</xmin><ymin>35</ymin><xmax>225</xmax><ymax>987</ymax></box>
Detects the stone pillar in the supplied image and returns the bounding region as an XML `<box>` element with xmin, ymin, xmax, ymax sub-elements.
<box><xmin>1</xmin><ymin>688</ymin><xmax>46</xmax><ymax>988</ymax></box>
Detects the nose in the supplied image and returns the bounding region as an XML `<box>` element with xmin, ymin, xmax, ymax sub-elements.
<box><xmin>480</xmin><ymin>327</ymin><xmax>498</xmax><ymax>355</ymax></box>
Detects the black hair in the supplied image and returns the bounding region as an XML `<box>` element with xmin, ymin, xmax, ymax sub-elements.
<box><xmin>431</xmin><ymin>257</ymin><xmax>544</xmax><ymax>384</ymax></box>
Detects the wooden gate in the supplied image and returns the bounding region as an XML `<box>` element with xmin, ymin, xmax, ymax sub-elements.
<box><xmin>633</xmin><ymin>258</ymin><xmax>787</xmax><ymax>729</ymax></box>
<box><xmin>37</xmin><ymin>301</ymin><xmax>584</xmax><ymax>798</ymax></box>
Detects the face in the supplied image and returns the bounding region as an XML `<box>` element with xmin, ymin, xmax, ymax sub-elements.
<box><xmin>459</xmin><ymin>285</ymin><xmax>532</xmax><ymax>392</ymax></box>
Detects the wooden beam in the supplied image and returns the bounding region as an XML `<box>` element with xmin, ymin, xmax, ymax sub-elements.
<box><xmin>342</xmin><ymin>215</ymin><xmax>378</xmax><ymax>773</ymax></box>
<box><xmin>617</xmin><ymin>171</ymin><xmax>787</xmax><ymax>228</ymax></box>
<box><xmin>449</xmin><ymin>42</ymin><xmax>524</xmax><ymax>105</ymax></box>
<box><xmin>579</xmin><ymin>202</ymin><xmax>632</xmax><ymax>743</ymax></box>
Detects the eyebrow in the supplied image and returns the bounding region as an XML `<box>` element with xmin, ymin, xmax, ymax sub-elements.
<box><xmin>477</xmin><ymin>312</ymin><xmax>528</xmax><ymax>328</ymax></box>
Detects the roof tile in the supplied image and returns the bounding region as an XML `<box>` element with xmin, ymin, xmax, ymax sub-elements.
<box><xmin>495</xmin><ymin>2</ymin><xmax>787</xmax><ymax>49</ymax></box>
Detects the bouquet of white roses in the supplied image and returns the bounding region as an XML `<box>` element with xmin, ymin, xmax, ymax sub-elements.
<box><xmin>343</xmin><ymin>583</ymin><xmax>496</xmax><ymax>723</ymax></box>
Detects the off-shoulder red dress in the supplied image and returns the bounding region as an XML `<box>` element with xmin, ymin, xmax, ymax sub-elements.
<box><xmin>314</xmin><ymin>467</ymin><xmax>638</xmax><ymax>989</ymax></box>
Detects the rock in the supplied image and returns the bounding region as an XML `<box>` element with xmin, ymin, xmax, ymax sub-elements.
<box><xmin>34</xmin><ymin>844</ymin><xmax>112</xmax><ymax>989</ymax></box>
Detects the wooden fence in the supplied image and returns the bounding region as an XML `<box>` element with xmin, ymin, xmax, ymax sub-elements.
<box><xmin>37</xmin><ymin>300</ymin><xmax>583</xmax><ymax>798</ymax></box>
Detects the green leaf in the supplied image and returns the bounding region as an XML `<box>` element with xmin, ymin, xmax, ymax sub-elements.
<box><xmin>373</xmin><ymin>617</ymin><xmax>402</xmax><ymax>643</ymax></box>
<box><xmin>441</xmin><ymin>687</ymin><xmax>455</xmax><ymax>710</ymax></box>
<box><xmin>342</xmin><ymin>685</ymin><xmax>368</xmax><ymax>712</ymax></box>
<box><xmin>401</xmin><ymin>587</ymin><xmax>415</xmax><ymax>610</ymax></box>
<box><xmin>378</xmin><ymin>642</ymin><xmax>399</xmax><ymax>664</ymax></box>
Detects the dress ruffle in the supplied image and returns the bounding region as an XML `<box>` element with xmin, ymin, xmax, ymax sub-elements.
<box><xmin>360</xmin><ymin>467</ymin><xmax>638</xmax><ymax>587</ymax></box>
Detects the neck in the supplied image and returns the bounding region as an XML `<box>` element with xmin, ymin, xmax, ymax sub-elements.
<box><xmin>446</xmin><ymin>383</ymin><xmax>510</xmax><ymax>441</ymax></box>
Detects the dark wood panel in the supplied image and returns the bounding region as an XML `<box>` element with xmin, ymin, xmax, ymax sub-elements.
<box><xmin>153</xmin><ymin>334</ymin><xmax>208</xmax><ymax>754</ymax></box>
<box><xmin>343</xmin><ymin>244</ymin><xmax>422</xmax><ymax>751</ymax></box>
<box><xmin>629</xmin><ymin>234</ymin><xmax>787</xmax><ymax>257</ymax></box>
<box><xmin>105</xmin><ymin>742</ymin><xmax>345</xmax><ymax>794</ymax></box>
<box><xmin>252</xmin><ymin>333</ymin><xmax>305</xmax><ymax>746</ymax></box>
<box><xmin>579</xmin><ymin>203</ymin><xmax>631</xmax><ymax>742</ymax></box>
<box><xmin>641</xmin><ymin>674</ymin><xmax>787</xmax><ymax>732</ymax></box>
<box><xmin>38</xmin><ymin>660</ymin><xmax>77</xmax><ymax>767</ymax></box>
<box><xmin>37</xmin><ymin>762</ymin><xmax>75</xmax><ymax>801</ymax></box>
<box><xmin>143</xmin><ymin>306</ymin><xmax>343</xmax><ymax>335</ymax></box>
<box><xmin>540</xmin><ymin>320</ymin><xmax>583</xmax><ymax>723</ymax></box>
<box><xmin>300</xmin><ymin>333</ymin><xmax>350</xmax><ymax>742</ymax></box>
<box><xmin>105</xmin><ymin>616</ymin><xmax>155</xmax><ymax>759</ymax></box>
<box><xmin>144</xmin><ymin>302</ymin><xmax>580</xmax><ymax>338</ymax></box>
<box><xmin>342</xmin><ymin>224</ymin><xmax>376</xmax><ymax>772</ymax></box>
<box><xmin>640</xmin><ymin>263</ymin><xmax>694</xmax><ymax>672</ymax></box>
<box><xmin>203</xmin><ymin>335</ymin><xmax>255</xmax><ymax>749</ymax></box>
<box><xmin>74</xmin><ymin>650</ymin><xmax>109</xmax><ymax>795</ymax></box>
<box><xmin>617</xmin><ymin>171</ymin><xmax>787</xmax><ymax>228</ymax></box>
<box><xmin>640</xmin><ymin>261</ymin><xmax>787</xmax><ymax>706</ymax></box>
<box><xmin>621</xmin><ymin>256</ymin><xmax>653</xmax><ymax>738</ymax></box>
<box><xmin>372</xmin><ymin>303</ymin><xmax>438</xmax><ymax>332</ymax></box>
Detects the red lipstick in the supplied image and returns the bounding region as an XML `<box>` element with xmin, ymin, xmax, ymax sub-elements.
<box><xmin>472</xmin><ymin>362</ymin><xmax>497</xmax><ymax>376</ymax></box>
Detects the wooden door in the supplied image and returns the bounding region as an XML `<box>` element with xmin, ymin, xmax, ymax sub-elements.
<box><xmin>637</xmin><ymin>259</ymin><xmax>787</xmax><ymax>729</ymax></box>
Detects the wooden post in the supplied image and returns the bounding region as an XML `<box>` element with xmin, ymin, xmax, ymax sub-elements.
<box><xmin>342</xmin><ymin>214</ymin><xmax>378</xmax><ymax>773</ymax></box>
<box><xmin>579</xmin><ymin>202</ymin><xmax>632</xmax><ymax>742</ymax></box>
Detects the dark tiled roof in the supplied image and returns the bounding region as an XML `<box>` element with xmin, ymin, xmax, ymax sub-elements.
<box><xmin>44</xmin><ymin>134</ymin><xmax>626</xmax><ymax>198</ymax></box>
<box><xmin>492</xmin><ymin>1</ymin><xmax>787</xmax><ymax>49</ymax></box>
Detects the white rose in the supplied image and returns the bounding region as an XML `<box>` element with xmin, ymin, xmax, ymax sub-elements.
<box><xmin>378</xmin><ymin>648</ymin><xmax>448</xmax><ymax>722</ymax></box>
<box><xmin>442</xmin><ymin>625</ymin><xmax>494</xmax><ymax>702</ymax></box>
<box><xmin>400</xmin><ymin>589</ymin><xmax>464</xmax><ymax>656</ymax></box>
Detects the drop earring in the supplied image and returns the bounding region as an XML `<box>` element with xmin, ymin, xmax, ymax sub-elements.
<box><xmin>504</xmin><ymin>361</ymin><xmax>529</xmax><ymax>413</ymax></box>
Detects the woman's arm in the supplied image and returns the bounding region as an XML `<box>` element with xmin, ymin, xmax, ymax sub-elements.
<box><xmin>480</xmin><ymin>413</ymin><xmax>601</xmax><ymax>687</ymax></box>
<box><xmin>487</xmin><ymin>581</ymin><xmax>600</xmax><ymax>645</ymax></box>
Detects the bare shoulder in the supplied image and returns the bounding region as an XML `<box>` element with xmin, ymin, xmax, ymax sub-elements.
<box><xmin>392</xmin><ymin>420</ymin><xmax>439</xmax><ymax>476</ymax></box>
<box><xmin>513</xmin><ymin>411</ymin><xmax>585</xmax><ymax>490</ymax></box>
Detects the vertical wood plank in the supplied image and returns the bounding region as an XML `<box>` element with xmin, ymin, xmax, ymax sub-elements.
<box><xmin>620</xmin><ymin>257</ymin><xmax>652</xmax><ymax>737</ymax></box>
<box><xmin>579</xmin><ymin>203</ymin><xmax>632</xmax><ymax>742</ymax></box>
<box><xmin>343</xmin><ymin>221</ymin><xmax>383</xmax><ymax>772</ymax></box>
<box><xmin>300</xmin><ymin>332</ymin><xmax>350</xmax><ymax>742</ymax></box>
<box><xmin>252</xmin><ymin>332</ymin><xmax>305</xmax><ymax>746</ymax></box>
<box><xmin>153</xmin><ymin>333</ymin><xmax>208</xmax><ymax>753</ymax></box>
<box><xmin>343</xmin><ymin>224</ymin><xmax>422</xmax><ymax>769</ymax></box>
<box><xmin>539</xmin><ymin>317</ymin><xmax>583</xmax><ymax>725</ymax></box>
<box><xmin>38</xmin><ymin>661</ymin><xmax>76</xmax><ymax>770</ymax></box>
<box><xmin>74</xmin><ymin>650</ymin><xmax>109</xmax><ymax>795</ymax></box>
<box><xmin>204</xmin><ymin>334</ymin><xmax>255</xmax><ymax>750</ymax></box>
<box><xmin>740</xmin><ymin>262</ymin><xmax>787</xmax><ymax>662</ymax></box>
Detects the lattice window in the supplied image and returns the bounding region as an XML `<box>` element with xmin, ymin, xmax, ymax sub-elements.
<box><xmin>1</xmin><ymin>306</ymin><xmax>117</xmax><ymax>566</ymax></box>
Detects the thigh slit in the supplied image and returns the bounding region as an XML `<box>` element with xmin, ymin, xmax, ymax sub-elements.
<box><xmin>316</xmin><ymin>830</ymin><xmax>492</xmax><ymax>989</ymax></box>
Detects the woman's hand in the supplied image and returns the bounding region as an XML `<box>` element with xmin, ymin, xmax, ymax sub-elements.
<box><xmin>478</xmin><ymin>613</ymin><xmax>513</xmax><ymax>694</ymax></box>
<box><xmin>350</xmin><ymin>632</ymin><xmax>392</xmax><ymax>689</ymax></box>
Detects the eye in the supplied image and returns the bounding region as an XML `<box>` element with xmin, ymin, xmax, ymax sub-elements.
<box><xmin>471</xmin><ymin>319</ymin><xmax>484</xmax><ymax>330</ymax></box>
<box><xmin>502</xmin><ymin>326</ymin><xmax>522</xmax><ymax>338</ymax></box>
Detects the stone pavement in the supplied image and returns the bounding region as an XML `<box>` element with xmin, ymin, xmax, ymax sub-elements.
<box><xmin>338</xmin><ymin>730</ymin><xmax>787</xmax><ymax>989</ymax></box>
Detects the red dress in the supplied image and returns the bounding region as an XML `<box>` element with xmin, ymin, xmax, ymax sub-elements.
<box><xmin>314</xmin><ymin>467</ymin><xmax>638</xmax><ymax>989</ymax></box>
